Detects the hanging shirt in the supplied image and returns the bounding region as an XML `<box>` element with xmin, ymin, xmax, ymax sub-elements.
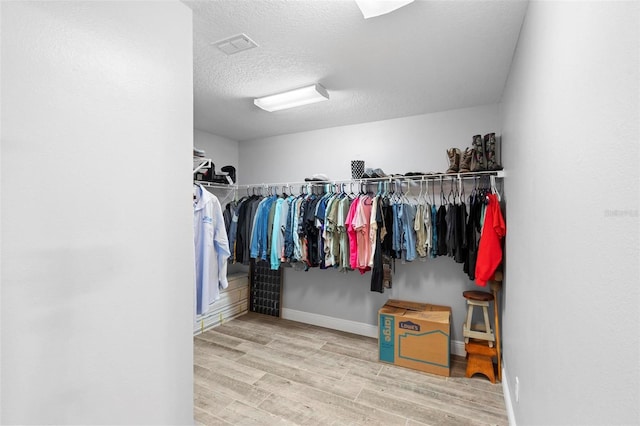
<box><xmin>279</xmin><ymin>197</ymin><xmax>290</xmax><ymax>254</ymax></box>
<box><xmin>194</xmin><ymin>185</ymin><xmax>230</xmax><ymax>315</ymax></box>
<box><xmin>250</xmin><ymin>196</ymin><xmax>275</xmax><ymax>261</ymax></box>
<box><xmin>266</xmin><ymin>197</ymin><xmax>278</xmax><ymax>256</ymax></box>
<box><xmin>415</xmin><ymin>204</ymin><xmax>427</xmax><ymax>258</ymax></box>
<box><xmin>323</xmin><ymin>196</ymin><xmax>340</xmax><ymax>267</ymax></box>
<box><xmin>270</xmin><ymin>198</ymin><xmax>285</xmax><ymax>270</ymax></box>
<box><xmin>298</xmin><ymin>196</ymin><xmax>310</xmax><ymax>266</ymax></box>
<box><xmin>292</xmin><ymin>196</ymin><xmax>304</xmax><ymax>262</ymax></box>
<box><xmin>392</xmin><ymin>203</ymin><xmax>403</xmax><ymax>259</ymax></box>
<box><xmin>355</xmin><ymin>195</ymin><xmax>373</xmax><ymax>273</ymax></box>
<box><xmin>454</xmin><ymin>203</ymin><xmax>468</xmax><ymax>264</ymax></box>
<box><xmin>368</xmin><ymin>196</ymin><xmax>379</xmax><ymax>268</ymax></box>
<box><xmin>283</xmin><ymin>196</ymin><xmax>296</xmax><ymax>261</ymax></box>
<box><xmin>237</xmin><ymin>195</ymin><xmax>261</xmax><ymax>265</ymax></box>
<box><xmin>370</xmin><ymin>199</ymin><xmax>385</xmax><ymax>293</ymax></box>
<box><xmin>446</xmin><ymin>204</ymin><xmax>456</xmax><ymax>257</ymax></box>
<box><xmin>436</xmin><ymin>205</ymin><xmax>448</xmax><ymax>256</ymax></box>
<box><xmin>303</xmin><ymin>195</ymin><xmax>321</xmax><ymax>267</ymax></box>
<box><xmin>346</xmin><ymin>196</ymin><xmax>361</xmax><ymax>270</ymax></box>
<box><xmin>226</xmin><ymin>199</ymin><xmax>242</xmax><ymax>263</ymax></box>
<box><xmin>430</xmin><ymin>204</ymin><xmax>438</xmax><ymax>258</ymax></box>
<box><xmin>424</xmin><ymin>203</ymin><xmax>433</xmax><ymax>256</ymax></box>
<box><xmin>315</xmin><ymin>195</ymin><xmax>330</xmax><ymax>269</ymax></box>
<box><xmin>464</xmin><ymin>194</ymin><xmax>482</xmax><ymax>280</ymax></box>
<box><xmin>337</xmin><ymin>197</ymin><xmax>352</xmax><ymax>272</ymax></box>
<box><xmin>401</xmin><ymin>203</ymin><xmax>417</xmax><ymax>262</ymax></box>
<box><xmin>381</xmin><ymin>200</ymin><xmax>395</xmax><ymax>259</ymax></box>
<box><xmin>475</xmin><ymin>193</ymin><xmax>506</xmax><ymax>286</ymax></box>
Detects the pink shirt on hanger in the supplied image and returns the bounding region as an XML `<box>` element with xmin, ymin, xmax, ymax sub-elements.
<box><xmin>345</xmin><ymin>196</ymin><xmax>361</xmax><ymax>270</ymax></box>
<box><xmin>354</xmin><ymin>195</ymin><xmax>373</xmax><ymax>273</ymax></box>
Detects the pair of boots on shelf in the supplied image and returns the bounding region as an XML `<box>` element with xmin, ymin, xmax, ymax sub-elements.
<box><xmin>446</xmin><ymin>133</ymin><xmax>502</xmax><ymax>174</ymax></box>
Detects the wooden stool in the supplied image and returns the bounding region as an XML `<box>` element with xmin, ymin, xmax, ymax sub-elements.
<box><xmin>465</xmin><ymin>340</ymin><xmax>497</xmax><ymax>383</ymax></box>
<box><xmin>462</xmin><ymin>290</ymin><xmax>495</xmax><ymax>347</ymax></box>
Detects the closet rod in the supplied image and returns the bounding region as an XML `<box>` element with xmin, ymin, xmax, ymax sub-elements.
<box><xmin>196</xmin><ymin>170</ymin><xmax>504</xmax><ymax>189</ymax></box>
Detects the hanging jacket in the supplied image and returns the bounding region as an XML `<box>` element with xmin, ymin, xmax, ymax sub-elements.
<box><xmin>454</xmin><ymin>203</ymin><xmax>468</xmax><ymax>264</ymax></box>
<box><xmin>475</xmin><ymin>193</ymin><xmax>506</xmax><ymax>286</ymax></box>
<box><xmin>436</xmin><ymin>205</ymin><xmax>448</xmax><ymax>256</ymax></box>
<box><xmin>194</xmin><ymin>185</ymin><xmax>230</xmax><ymax>315</ymax></box>
<box><xmin>430</xmin><ymin>204</ymin><xmax>438</xmax><ymax>258</ymax></box>
<box><xmin>401</xmin><ymin>203</ymin><xmax>417</xmax><ymax>262</ymax></box>
<box><xmin>235</xmin><ymin>196</ymin><xmax>251</xmax><ymax>264</ymax></box>
<box><xmin>226</xmin><ymin>199</ymin><xmax>243</xmax><ymax>263</ymax></box>
<box><xmin>250</xmin><ymin>196</ymin><xmax>275</xmax><ymax>261</ymax></box>
<box><xmin>464</xmin><ymin>195</ymin><xmax>481</xmax><ymax>279</ymax></box>
<box><xmin>445</xmin><ymin>204</ymin><xmax>456</xmax><ymax>257</ymax></box>
<box><xmin>392</xmin><ymin>203</ymin><xmax>403</xmax><ymax>259</ymax></box>
<box><xmin>370</xmin><ymin>200</ymin><xmax>385</xmax><ymax>293</ymax></box>
<box><xmin>283</xmin><ymin>196</ymin><xmax>296</xmax><ymax>261</ymax></box>
<box><xmin>236</xmin><ymin>195</ymin><xmax>260</xmax><ymax>265</ymax></box>
<box><xmin>380</xmin><ymin>198</ymin><xmax>395</xmax><ymax>258</ymax></box>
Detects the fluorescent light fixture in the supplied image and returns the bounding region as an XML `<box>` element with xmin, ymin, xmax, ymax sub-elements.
<box><xmin>254</xmin><ymin>84</ymin><xmax>329</xmax><ymax>112</ymax></box>
<box><xmin>355</xmin><ymin>0</ymin><xmax>414</xmax><ymax>19</ymax></box>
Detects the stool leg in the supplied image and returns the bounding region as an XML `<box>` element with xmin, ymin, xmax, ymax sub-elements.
<box><xmin>482</xmin><ymin>305</ymin><xmax>494</xmax><ymax>347</ymax></box>
<box><xmin>464</xmin><ymin>303</ymin><xmax>473</xmax><ymax>344</ymax></box>
<box><xmin>491</xmin><ymin>282</ymin><xmax>502</xmax><ymax>382</ymax></box>
<box><xmin>466</xmin><ymin>353</ymin><xmax>496</xmax><ymax>384</ymax></box>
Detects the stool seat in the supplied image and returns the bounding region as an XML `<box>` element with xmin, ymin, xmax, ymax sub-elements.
<box><xmin>463</xmin><ymin>290</ymin><xmax>494</xmax><ymax>302</ymax></box>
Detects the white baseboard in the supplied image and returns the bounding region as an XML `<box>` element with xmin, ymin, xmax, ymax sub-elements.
<box><xmin>450</xmin><ymin>340</ymin><xmax>465</xmax><ymax>357</ymax></box>
<box><xmin>280</xmin><ymin>308</ymin><xmax>466</xmax><ymax>357</ymax></box>
<box><xmin>502</xmin><ymin>360</ymin><xmax>517</xmax><ymax>426</ymax></box>
<box><xmin>282</xmin><ymin>308</ymin><xmax>379</xmax><ymax>338</ymax></box>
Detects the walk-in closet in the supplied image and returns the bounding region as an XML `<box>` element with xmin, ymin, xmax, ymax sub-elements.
<box><xmin>1</xmin><ymin>1</ymin><xmax>638</xmax><ymax>426</ymax></box>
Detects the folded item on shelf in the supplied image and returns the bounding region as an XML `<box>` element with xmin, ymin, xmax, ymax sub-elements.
<box><xmin>362</xmin><ymin>168</ymin><xmax>388</xmax><ymax>178</ymax></box>
<box><xmin>304</xmin><ymin>173</ymin><xmax>330</xmax><ymax>182</ymax></box>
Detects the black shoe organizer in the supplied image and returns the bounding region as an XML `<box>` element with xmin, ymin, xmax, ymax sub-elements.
<box><xmin>249</xmin><ymin>260</ymin><xmax>282</xmax><ymax>317</ymax></box>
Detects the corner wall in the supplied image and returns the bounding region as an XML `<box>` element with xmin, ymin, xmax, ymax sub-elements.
<box><xmin>1</xmin><ymin>2</ymin><xmax>194</xmax><ymax>424</ymax></box>
<box><xmin>239</xmin><ymin>104</ymin><xmax>501</xmax><ymax>343</ymax></box>
<box><xmin>500</xmin><ymin>1</ymin><xmax>639</xmax><ymax>424</ymax></box>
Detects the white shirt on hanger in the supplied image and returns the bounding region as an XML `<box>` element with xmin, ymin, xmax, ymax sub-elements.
<box><xmin>194</xmin><ymin>184</ymin><xmax>230</xmax><ymax>315</ymax></box>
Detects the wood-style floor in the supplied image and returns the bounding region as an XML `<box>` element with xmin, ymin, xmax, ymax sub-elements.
<box><xmin>194</xmin><ymin>312</ymin><xmax>508</xmax><ymax>426</ymax></box>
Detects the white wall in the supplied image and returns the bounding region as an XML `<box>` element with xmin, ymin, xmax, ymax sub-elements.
<box><xmin>194</xmin><ymin>129</ymin><xmax>239</xmax><ymax>178</ymax></box>
<box><xmin>1</xmin><ymin>2</ymin><xmax>194</xmax><ymax>424</ymax></box>
<box><xmin>0</xmin><ymin>1</ymin><xmax>3</xmax><ymax>416</ymax></box>
<box><xmin>500</xmin><ymin>1</ymin><xmax>639</xmax><ymax>424</ymax></box>
<box><xmin>239</xmin><ymin>104</ymin><xmax>501</xmax><ymax>342</ymax></box>
<box><xmin>240</xmin><ymin>104</ymin><xmax>500</xmax><ymax>184</ymax></box>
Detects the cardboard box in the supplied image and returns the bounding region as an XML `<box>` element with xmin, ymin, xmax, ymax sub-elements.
<box><xmin>378</xmin><ymin>299</ymin><xmax>451</xmax><ymax>377</ymax></box>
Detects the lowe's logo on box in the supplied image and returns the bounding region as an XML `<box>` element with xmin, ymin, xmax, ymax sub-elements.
<box><xmin>399</xmin><ymin>321</ymin><xmax>420</xmax><ymax>332</ymax></box>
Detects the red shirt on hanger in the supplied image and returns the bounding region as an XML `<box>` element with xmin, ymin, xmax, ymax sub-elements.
<box><xmin>475</xmin><ymin>193</ymin><xmax>506</xmax><ymax>286</ymax></box>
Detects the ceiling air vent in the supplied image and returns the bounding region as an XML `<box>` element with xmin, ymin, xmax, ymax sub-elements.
<box><xmin>212</xmin><ymin>33</ymin><xmax>258</xmax><ymax>55</ymax></box>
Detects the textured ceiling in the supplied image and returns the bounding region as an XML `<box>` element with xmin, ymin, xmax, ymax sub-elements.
<box><xmin>183</xmin><ymin>0</ymin><xmax>528</xmax><ymax>142</ymax></box>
